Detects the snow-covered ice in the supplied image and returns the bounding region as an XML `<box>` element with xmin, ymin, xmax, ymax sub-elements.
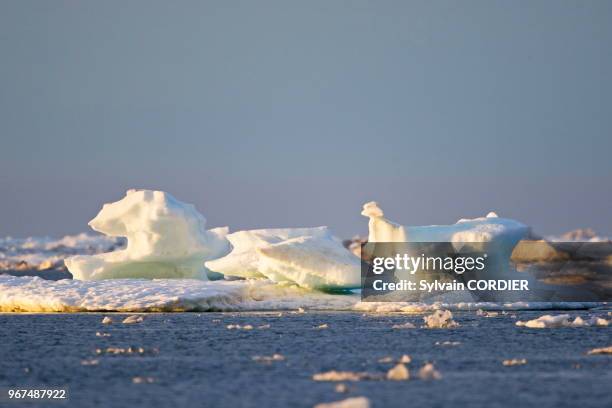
<box><xmin>0</xmin><ymin>275</ymin><xmax>358</xmax><ymax>312</ymax></box>
<box><xmin>206</xmin><ymin>227</ymin><xmax>361</xmax><ymax>290</ymax></box>
<box><xmin>65</xmin><ymin>190</ymin><xmax>229</xmax><ymax>281</ymax></box>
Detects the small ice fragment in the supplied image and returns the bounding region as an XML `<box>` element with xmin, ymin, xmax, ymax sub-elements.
<box><xmin>95</xmin><ymin>346</ymin><xmax>152</xmax><ymax>356</ymax></box>
<box><xmin>378</xmin><ymin>356</ymin><xmax>393</xmax><ymax>363</ymax></box>
<box><xmin>519</xmin><ymin>315</ymin><xmax>609</xmax><ymax>328</ymax></box>
<box><xmin>589</xmin><ymin>317</ymin><xmax>609</xmax><ymax>326</ymax></box>
<box><xmin>132</xmin><ymin>377</ymin><xmax>155</xmax><ymax>384</ymax></box>
<box><xmin>418</xmin><ymin>363</ymin><xmax>442</xmax><ymax>380</ymax></box>
<box><xmin>392</xmin><ymin>322</ymin><xmax>416</xmax><ymax>329</ymax></box>
<box><xmin>316</xmin><ymin>324</ymin><xmax>329</xmax><ymax>329</ymax></box>
<box><xmin>122</xmin><ymin>315</ymin><xmax>144</xmax><ymax>324</ymax></box>
<box><xmin>252</xmin><ymin>354</ymin><xmax>285</xmax><ymax>363</ymax></box>
<box><xmin>476</xmin><ymin>309</ymin><xmax>499</xmax><ymax>317</ymax></box>
<box><xmin>386</xmin><ymin>363</ymin><xmax>410</xmax><ymax>381</ymax></box>
<box><xmin>313</xmin><ymin>371</ymin><xmax>379</xmax><ymax>382</ymax></box>
<box><xmin>81</xmin><ymin>359</ymin><xmax>99</xmax><ymax>366</ymax></box>
<box><xmin>502</xmin><ymin>358</ymin><xmax>527</xmax><ymax>366</ymax></box>
<box><xmin>102</xmin><ymin>316</ymin><xmax>113</xmax><ymax>324</ymax></box>
<box><xmin>587</xmin><ymin>346</ymin><xmax>612</xmax><ymax>355</ymax></box>
<box><xmin>226</xmin><ymin>324</ymin><xmax>253</xmax><ymax>330</ymax></box>
<box><xmin>314</xmin><ymin>396</ymin><xmax>371</xmax><ymax>408</ymax></box>
<box><xmin>334</xmin><ymin>383</ymin><xmax>348</xmax><ymax>393</ymax></box>
<box><xmin>96</xmin><ymin>332</ymin><xmax>111</xmax><ymax>337</ymax></box>
<box><xmin>258</xmin><ymin>324</ymin><xmax>271</xmax><ymax>329</ymax></box>
<box><xmin>515</xmin><ymin>314</ymin><xmax>570</xmax><ymax>328</ymax></box>
<box><xmin>423</xmin><ymin>310</ymin><xmax>459</xmax><ymax>328</ymax></box>
<box><xmin>434</xmin><ymin>341</ymin><xmax>461</xmax><ymax>346</ymax></box>
<box><xmin>399</xmin><ymin>355</ymin><xmax>411</xmax><ymax>364</ymax></box>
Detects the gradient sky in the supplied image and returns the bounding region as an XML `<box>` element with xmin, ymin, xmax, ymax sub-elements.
<box><xmin>1</xmin><ymin>0</ymin><xmax>611</xmax><ymax>238</ymax></box>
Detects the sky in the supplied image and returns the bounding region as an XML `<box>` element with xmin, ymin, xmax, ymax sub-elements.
<box><xmin>1</xmin><ymin>0</ymin><xmax>611</xmax><ymax>238</ymax></box>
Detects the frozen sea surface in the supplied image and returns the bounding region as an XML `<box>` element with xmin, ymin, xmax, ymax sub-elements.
<box><xmin>0</xmin><ymin>311</ymin><xmax>611</xmax><ymax>408</ymax></box>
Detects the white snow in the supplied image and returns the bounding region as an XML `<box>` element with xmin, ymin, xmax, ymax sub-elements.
<box><xmin>65</xmin><ymin>190</ymin><xmax>230</xmax><ymax>281</ymax></box>
<box><xmin>206</xmin><ymin>227</ymin><xmax>360</xmax><ymax>290</ymax></box>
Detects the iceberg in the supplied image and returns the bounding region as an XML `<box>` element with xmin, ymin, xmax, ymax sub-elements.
<box><xmin>205</xmin><ymin>227</ymin><xmax>361</xmax><ymax>290</ymax></box>
<box><xmin>361</xmin><ymin>202</ymin><xmax>533</xmax><ymax>301</ymax></box>
<box><xmin>65</xmin><ymin>190</ymin><xmax>229</xmax><ymax>280</ymax></box>
<box><xmin>362</xmin><ymin>201</ymin><xmax>528</xmax><ymax>252</ymax></box>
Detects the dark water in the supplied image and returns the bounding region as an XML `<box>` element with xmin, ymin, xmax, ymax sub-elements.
<box><xmin>0</xmin><ymin>311</ymin><xmax>611</xmax><ymax>408</ymax></box>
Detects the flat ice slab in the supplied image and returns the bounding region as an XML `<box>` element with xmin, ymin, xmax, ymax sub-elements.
<box><xmin>0</xmin><ymin>276</ymin><xmax>600</xmax><ymax>313</ymax></box>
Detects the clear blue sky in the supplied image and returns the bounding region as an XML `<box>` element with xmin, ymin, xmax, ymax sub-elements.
<box><xmin>1</xmin><ymin>0</ymin><xmax>611</xmax><ymax>238</ymax></box>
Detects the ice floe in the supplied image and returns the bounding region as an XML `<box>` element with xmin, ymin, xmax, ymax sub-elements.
<box><xmin>0</xmin><ymin>275</ymin><xmax>358</xmax><ymax>312</ymax></box>
<box><xmin>417</xmin><ymin>363</ymin><xmax>442</xmax><ymax>380</ymax></box>
<box><xmin>423</xmin><ymin>310</ymin><xmax>459</xmax><ymax>328</ymax></box>
<box><xmin>65</xmin><ymin>190</ymin><xmax>229</xmax><ymax>280</ymax></box>
<box><xmin>206</xmin><ymin>227</ymin><xmax>360</xmax><ymax>290</ymax></box>
<box><xmin>312</xmin><ymin>371</ymin><xmax>380</xmax><ymax>382</ymax></box>
<box><xmin>122</xmin><ymin>315</ymin><xmax>144</xmax><ymax>324</ymax></box>
<box><xmin>252</xmin><ymin>354</ymin><xmax>285</xmax><ymax>363</ymax></box>
<box><xmin>587</xmin><ymin>346</ymin><xmax>612</xmax><ymax>355</ymax></box>
<box><xmin>502</xmin><ymin>358</ymin><xmax>527</xmax><ymax>366</ymax></box>
<box><xmin>515</xmin><ymin>314</ymin><xmax>610</xmax><ymax>328</ymax></box>
<box><xmin>314</xmin><ymin>397</ymin><xmax>371</xmax><ymax>408</ymax></box>
<box><xmin>386</xmin><ymin>363</ymin><xmax>410</xmax><ymax>380</ymax></box>
<box><xmin>2</xmin><ymin>274</ymin><xmax>604</xmax><ymax>312</ymax></box>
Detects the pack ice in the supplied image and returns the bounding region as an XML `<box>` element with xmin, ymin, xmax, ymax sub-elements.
<box><xmin>64</xmin><ymin>190</ymin><xmax>229</xmax><ymax>280</ymax></box>
<box><xmin>205</xmin><ymin>227</ymin><xmax>361</xmax><ymax>290</ymax></box>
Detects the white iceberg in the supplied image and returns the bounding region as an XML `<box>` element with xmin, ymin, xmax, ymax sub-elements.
<box><xmin>65</xmin><ymin>190</ymin><xmax>229</xmax><ymax>280</ymax></box>
<box><xmin>362</xmin><ymin>202</ymin><xmax>533</xmax><ymax>301</ymax></box>
<box><xmin>362</xmin><ymin>201</ymin><xmax>528</xmax><ymax>253</ymax></box>
<box><xmin>205</xmin><ymin>227</ymin><xmax>361</xmax><ymax>290</ymax></box>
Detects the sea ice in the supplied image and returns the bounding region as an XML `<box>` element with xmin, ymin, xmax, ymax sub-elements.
<box><xmin>361</xmin><ymin>202</ymin><xmax>531</xmax><ymax>296</ymax></box>
<box><xmin>515</xmin><ymin>314</ymin><xmax>610</xmax><ymax>328</ymax></box>
<box><xmin>65</xmin><ymin>190</ymin><xmax>229</xmax><ymax>280</ymax></box>
<box><xmin>252</xmin><ymin>354</ymin><xmax>285</xmax><ymax>363</ymax></box>
<box><xmin>0</xmin><ymin>275</ymin><xmax>359</xmax><ymax>312</ymax></box>
<box><xmin>122</xmin><ymin>315</ymin><xmax>144</xmax><ymax>324</ymax></box>
<box><xmin>314</xmin><ymin>397</ymin><xmax>371</xmax><ymax>408</ymax></box>
<box><xmin>423</xmin><ymin>310</ymin><xmax>459</xmax><ymax>328</ymax></box>
<box><xmin>386</xmin><ymin>363</ymin><xmax>410</xmax><ymax>380</ymax></box>
<box><xmin>312</xmin><ymin>371</ymin><xmax>380</xmax><ymax>382</ymax></box>
<box><xmin>587</xmin><ymin>346</ymin><xmax>612</xmax><ymax>355</ymax></box>
<box><xmin>417</xmin><ymin>363</ymin><xmax>442</xmax><ymax>380</ymax></box>
<box><xmin>206</xmin><ymin>227</ymin><xmax>360</xmax><ymax>290</ymax></box>
<box><xmin>502</xmin><ymin>358</ymin><xmax>527</xmax><ymax>366</ymax></box>
<box><xmin>391</xmin><ymin>322</ymin><xmax>416</xmax><ymax>329</ymax></box>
